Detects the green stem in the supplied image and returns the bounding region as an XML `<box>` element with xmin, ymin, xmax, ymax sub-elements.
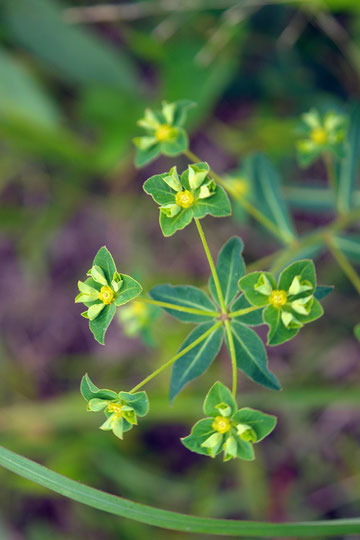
<box><xmin>324</xmin><ymin>233</ymin><xmax>360</xmax><ymax>295</ymax></box>
<box><xmin>194</xmin><ymin>218</ymin><xmax>227</xmax><ymax>314</ymax></box>
<box><xmin>129</xmin><ymin>321</ymin><xmax>222</xmax><ymax>393</ymax></box>
<box><xmin>184</xmin><ymin>149</ymin><xmax>296</xmax><ymax>246</ymax></box>
<box><xmin>137</xmin><ymin>296</ymin><xmax>219</xmax><ymax>318</ymax></box>
<box><xmin>228</xmin><ymin>305</ymin><xmax>260</xmax><ymax>319</ymax></box>
<box><xmin>224</xmin><ymin>320</ymin><xmax>237</xmax><ymax>398</ymax></box>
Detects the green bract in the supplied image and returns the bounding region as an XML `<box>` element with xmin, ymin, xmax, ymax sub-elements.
<box><xmin>75</xmin><ymin>246</ymin><xmax>142</xmax><ymax>344</ymax></box>
<box><xmin>239</xmin><ymin>260</ymin><xmax>324</xmax><ymax>345</ymax></box>
<box><xmin>181</xmin><ymin>382</ymin><xmax>277</xmax><ymax>461</ymax></box>
<box><xmin>80</xmin><ymin>374</ymin><xmax>149</xmax><ymax>440</ymax></box>
<box><xmin>296</xmin><ymin>108</ymin><xmax>347</xmax><ymax>167</ymax></box>
<box><xmin>143</xmin><ymin>162</ymin><xmax>231</xmax><ymax>236</ymax></box>
<box><xmin>133</xmin><ymin>100</ymin><xmax>194</xmax><ymax>167</ymax></box>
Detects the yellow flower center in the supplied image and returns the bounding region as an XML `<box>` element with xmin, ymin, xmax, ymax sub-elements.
<box><xmin>155</xmin><ymin>124</ymin><xmax>173</xmax><ymax>141</ymax></box>
<box><xmin>107</xmin><ymin>403</ymin><xmax>123</xmax><ymax>418</ymax></box>
<box><xmin>310</xmin><ymin>127</ymin><xmax>327</xmax><ymax>145</ymax></box>
<box><xmin>98</xmin><ymin>285</ymin><xmax>114</xmax><ymax>305</ymax></box>
<box><xmin>269</xmin><ymin>289</ymin><xmax>287</xmax><ymax>308</ymax></box>
<box><xmin>175</xmin><ymin>190</ymin><xmax>194</xmax><ymax>209</ymax></box>
<box><xmin>212</xmin><ymin>416</ymin><xmax>231</xmax><ymax>434</ymax></box>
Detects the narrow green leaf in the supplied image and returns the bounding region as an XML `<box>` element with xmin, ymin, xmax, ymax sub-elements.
<box><xmin>89</xmin><ymin>303</ymin><xmax>116</xmax><ymax>345</ymax></box>
<box><xmin>228</xmin><ymin>321</ymin><xmax>280</xmax><ymax>390</ymax></box>
<box><xmin>170</xmin><ymin>323</ymin><xmax>224</xmax><ymax>401</ymax></box>
<box><xmin>336</xmin><ymin>104</ymin><xmax>360</xmax><ymax>214</ymax></box>
<box><xmin>335</xmin><ymin>234</ymin><xmax>360</xmax><ymax>262</ymax></box>
<box><xmin>149</xmin><ymin>284</ymin><xmax>217</xmax><ymax>323</ymax></box>
<box><xmin>209</xmin><ymin>237</ymin><xmax>245</xmax><ymax>307</ymax></box>
<box><xmin>244</xmin><ymin>153</ymin><xmax>296</xmax><ymax>243</ymax></box>
<box><xmin>203</xmin><ymin>381</ymin><xmax>237</xmax><ymax>417</ymax></box>
<box><xmin>1</xmin><ymin>445</ymin><xmax>360</xmax><ymax>536</ymax></box>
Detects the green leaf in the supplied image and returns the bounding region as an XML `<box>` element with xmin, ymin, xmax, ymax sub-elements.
<box><xmin>228</xmin><ymin>321</ymin><xmax>280</xmax><ymax>390</ymax></box>
<box><xmin>232</xmin><ymin>408</ymin><xmax>277</xmax><ymax>442</ymax></box>
<box><xmin>193</xmin><ymin>185</ymin><xmax>232</xmax><ymax>219</ymax></box>
<box><xmin>244</xmin><ymin>153</ymin><xmax>296</xmax><ymax>243</ymax></box>
<box><xmin>161</xmin><ymin>128</ymin><xmax>188</xmax><ymax>155</ymax></box>
<box><xmin>181</xmin><ymin>418</ymin><xmax>218</xmax><ymax>457</ymax></box>
<box><xmin>209</xmin><ymin>237</ymin><xmax>245</xmax><ymax>307</ymax></box>
<box><xmin>170</xmin><ymin>322</ymin><xmax>224</xmax><ymax>401</ymax></box>
<box><xmin>159</xmin><ymin>207</ymin><xmax>193</xmax><ymax>237</ymax></box>
<box><xmin>149</xmin><ymin>284</ymin><xmax>217</xmax><ymax>323</ymax></box>
<box><xmin>135</xmin><ymin>145</ymin><xmax>161</xmax><ymax>168</ymax></box>
<box><xmin>80</xmin><ymin>374</ymin><xmax>118</xmax><ymax>402</ymax></box>
<box><xmin>118</xmin><ymin>391</ymin><xmax>149</xmax><ymax>417</ymax></box>
<box><xmin>336</xmin><ymin>104</ymin><xmax>360</xmax><ymax>214</ymax></box>
<box><xmin>263</xmin><ymin>305</ymin><xmax>299</xmax><ymax>345</ymax></box>
<box><xmin>93</xmin><ymin>246</ymin><xmax>116</xmax><ymax>286</ymax></box>
<box><xmin>4</xmin><ymin>0</ymin><xmax>139</xmax><ymax>92</ymax></box>
<box><xmin>314</xmin><ymin>286</ymin><xmax>334</xmax><ymax>300</ymax></box>
<box><xmin>143</xmin><ymin>174</ymin><xmax>176</xmax><ymax>205</ymax></box>
<box><xmin>1</xmin><ymin>445</ymin><xmax>360</xmax><ymax>536</ymax></box>
<box><xmin>114</xmin><ymin>275</ymin><xmax>142</xmax><ymax>306</ymax></box>
<box><xmin>278</xmin><ymin>259</ymin><xmax>316</xmax><ymax>292</ymax></box>
<box><xmin>89</xmin><ymin>303</ymin><xmax>116</xmax><ymax>345</ymax></box>
<box><xmin>238</xmin><ymin>272</ymin><xmax>277</xmax><ymax>307</ymax></box>
<box><xmin>203</xmin><ymin>381</ymin><xmax>237</xmax><ymax>417</ymax></box>
<box><xmin>230</xmin><ymin>295</ymin><xmax>263</xmax><ymax>326</ymax></box>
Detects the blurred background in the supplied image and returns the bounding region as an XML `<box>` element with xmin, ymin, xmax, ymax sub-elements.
<box><xmin>0</xmin><ymin>0</ymin><xmax>359</xmax><ymax>538</ymax></box>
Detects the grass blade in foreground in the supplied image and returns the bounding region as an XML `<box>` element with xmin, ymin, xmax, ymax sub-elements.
<box><xmin>1</xmin><ymin>445</ymin><xmax>360</xmax><ymax>537</ymax></box>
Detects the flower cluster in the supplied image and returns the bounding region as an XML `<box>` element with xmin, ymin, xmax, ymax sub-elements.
<box><xmin>239</xmin><ymin>259</ymin><xmax>323</xmax><ymax>345</ymax></box>
<box><xmin>81</xmin><ymin>374</ymin><xmax>149</xmax><ymax>440</ymax></box>
<box><xmin>182</xmin><ymin>382</ymin><xmax>276</xmax><ymax>461</ymax></box>
<box><xmin>133</xmin><ymin>100</ymin><xmax>194</xmax><ymax>167</ymax></box>
<box><xmin>143</xmin><ymin>162</ymin><xmax>231</xmax><ymax>236</ymax></box>
<box><xmin>296</xmin><ymin>109</ymin><xmax>347</xmax><ymax>166</ymax></box>
<box><xmin>75</xmin><ymin>246</ymin><xmax>142</xmax><ymax>344</ymax></box>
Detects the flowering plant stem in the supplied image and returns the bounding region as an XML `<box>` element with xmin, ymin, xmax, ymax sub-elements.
<box><xmin>224</xmin><ymin>319</ymin><xmax>237</xmax><ymax>397</ymax></box>
<box><xmin>137</xmin><ymin>296</ymin><xmax>219</xmax><ymax>317</ymax></box>
<box><xmin>194</xmin><ymin>218</ymin><xmax>227</xmax><ymax>314</ymax></box>
<box><xmin>129</xmin><ymin>321</ymin><xmax>222</xmax><ymax>394</ymax></box>
<box><xmin>324</xmin><ymin>233</ymin><xmax>360</xmax><ymax>295</ymax></box>
<box><xmin>184</xmin><ymin>149</ymin><xmax>296</xmax><ymax>246</ymax></box>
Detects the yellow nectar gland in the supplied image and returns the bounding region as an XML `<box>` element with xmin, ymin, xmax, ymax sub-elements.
<box><xmin>155</xmin><ymin>124</ymin><xmax>173</xmax><ymax>142</ymax></box>
<box><xmin>269</xmin><ymin>289</ymin><xmax>287</xmax><ymax>308</ymax></box>
<box><xmin>212</xmin><ymin>416</ymin><xmax>231</xmax><ymax>434</ymax></box>
<box><xmin>310</xmin><ymin>127</ymin><xmax>328</xmax><ymax>145</ymax></box>
<box><xmin>175</xmin><ymin>190</ymin><xmax>194</xmax><ymax>209</ymax></box>
<box><xmin>98</xmin><ymin>285</ymin><xmax>114</xmax><ymax>305</ymax></box>
<box><xmin>107</xmin><ymin>402</ymin><xmax>123</xmax><ymax>420</ymax></box>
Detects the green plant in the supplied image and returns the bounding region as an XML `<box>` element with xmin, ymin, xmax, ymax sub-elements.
<box><xmin>1</xmin><ymin>99</ymin><xmax>360</xmax><ymax>536</ymax></box>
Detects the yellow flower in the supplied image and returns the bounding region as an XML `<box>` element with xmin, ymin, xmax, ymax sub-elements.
<box><xmin>155</xmin><ymin>124</ymin><xmax>173</xmax><ymax>142</ymax></box>
<box><xmin>175</xmin><ymin>190</ymin><xmax>194</xmax><ymax>209</ymax></box>
<box><xmin>99</xmin><ymin>286</ymin><xmax>114</xmax><ymax>305</ymax></box>
<box><xmin>269</xmin><ymin>289</ymin><xmax>287</xmax><ymax>308</ymax></box>
<box><xmin>212</xmin><ymin>416</ymin><xmax>231</xmax><ymax>434</ymax></box>
<box><xmin>310</xmin><ymin>127</ymin><xmax>328</xmax><ymax>145</ymax></box>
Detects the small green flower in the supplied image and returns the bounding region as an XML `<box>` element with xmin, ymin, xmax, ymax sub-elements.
<box><xmin>133</xmin><ymin>100</ymin><xmax>195</xmax><ymax>167</ymax></box>
<box><xmin>80</xmin><ymin>374</ymin><xmax>149</xmax><ymax>440</ymax></box>
<box><xmin>181</xmin><ymin>381</ymin><xmax>276</xmax><ymax>461</ymax></box>
<box><xmin>239</xmin><ymin>260</ymin><xmax>324</xmax><ymax>345</ymax></box>
<box><xmin>296</xmin><ymin>109</ymin><xmax>347</xmax><ymax>167</ymax></box>
<box><xmin>143</xmin><ymin>162</ymin><xmax>231</xmax><ymax>236</ymax></box>
<box><xmin>75</xmin><ymin>246</ymin><xmax>142</xmax><ymax>344</ymax></box>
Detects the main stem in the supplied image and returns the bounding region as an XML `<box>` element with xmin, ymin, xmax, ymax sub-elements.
<box><xmin>184</xmin><ymin>149</ymin><xmax>296</xmax><ymax>246</ymax></box>
<box><xmin>224</xmin><ymin>320</ymin><xmax>237</xmax><ymax>397</ymax></box>
<box><xmin>324</xmin><ymin>234</ymin><xmax>360</xmax><ymax>295</ymax></box>
<box><xmin>129</xmin><ymin>321</ymin><xmax>222</xmax><ymax>394</ymax></box>
<box><xmin>194</xmin><ymin>218</ymin><xmax>227</xmax><ymax>314</ymax></box>
<box><xmin>137</xmin><ymin>297</ymin><xmax>218</xmax><ymax>318</ymax></box>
